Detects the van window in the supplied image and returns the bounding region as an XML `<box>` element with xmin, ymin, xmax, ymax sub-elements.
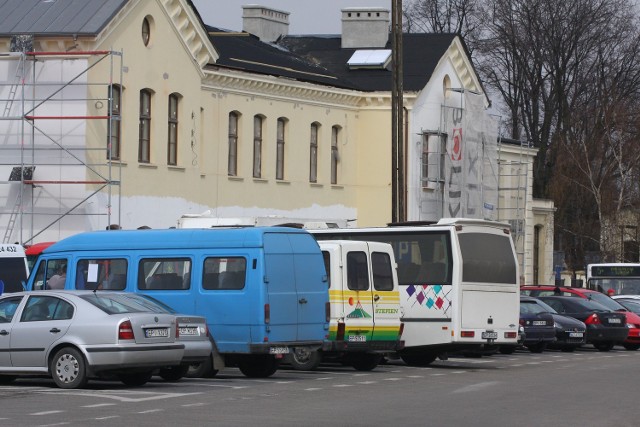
<box><xmin>0</xmin><ymin>258</ymin><xmax>27</xmax><ymax>293</ymax></box>
<box><xmin>202</xmin><ymin>257</ymin><xmax>246</xmax><ymax>290</ymax></box>
<box><xmin>138</xmin><ymin>258</ymin><xmax>191</xmax><ymax>290</ymax></box>
<box><xmin>322</xmin><ymin>251</ymin><xmax>331</xmax><ymax>288</ymax></box>
<box><xmin>347</xmin><ymin>252</ymin><xmax>369</xmax><ymax>291</ymax></box>
<box><xmin>372</xmin><ymin>252</ymin><xmax>394</xmax><ymax>291</ymax></box>
<box><xmin>32</xmin><ymin>259</ymin><xmax>67</xmax><ymax>290</ymax></box>
<box><xmin>458</xmin><ymin>233</ymin><xmax>517</xmax><ymax>284</ymax></box>
<box><xmin>76</xmin><ymin>259</ymin><xmax>128</xmax><ymax>290</ymax></box>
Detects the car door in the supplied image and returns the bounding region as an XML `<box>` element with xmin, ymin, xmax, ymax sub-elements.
<box><xmin>0</xmin><ymin>296</ymin><xmax>24</xmax><ymax>367</ymax></box>
<box><xmin>10</xmin><ymin>295</ymin><xmax>74</xmax><ymax>368</ymax></box>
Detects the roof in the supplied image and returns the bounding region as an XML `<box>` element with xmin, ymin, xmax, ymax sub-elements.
<box><xmin>277</xmin><ymin>33</ymin><xmax>458</xmax><ymax>92</ymax></box>
<box><xmin>205</xmin><ymin>25</ymin><xmax>359</xmax><ymax>90</ymax></box>
<box><xmin>0</xmin><ymin>0</ymin><xmax>128</xmax><ymax>36</ymax></box>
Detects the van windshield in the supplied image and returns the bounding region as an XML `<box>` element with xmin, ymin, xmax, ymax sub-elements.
<box><xmin>0</xmin><ymin>258</ymin><xmax>28</xmax><ymax>293</ymax></box>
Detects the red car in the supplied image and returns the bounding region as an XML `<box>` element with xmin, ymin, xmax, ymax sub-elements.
<box><xmin>521</xmin><ymin>285</ymin><xmax>640</xmax><ymax>350</ymax></box>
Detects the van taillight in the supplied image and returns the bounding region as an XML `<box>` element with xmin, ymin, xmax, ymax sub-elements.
<box><xmin>337</xmin><ymin>322</ymin><xmax>345</xmax><ymax>341</ymax></box>
<box><xmin>119</xmin><ymin>320</ymin><xmax>134</xmax><ymax>340</ymax></box>
<box><xmin>504</xmin><ymin>332</ymin><xmax>517</xmax><ymax>339</ymax></box>
<box><xmin>585</xmin><ymin>313</ymin><xmax>601</xmax><ymax>325</ymax></box>
<box><xmin>399</xmin><ymin>322</ymin><xmax>405</xmax><ymax>338</ymax></box>
<box><xmin>264</xmin><ymin>304</ymin><xmax>270</xmax><ymax>324</ymax></box>
<box><xmin>325</xmin><ymin>302</ymin><xmax>331</xmax><ymax>323</ymax></box>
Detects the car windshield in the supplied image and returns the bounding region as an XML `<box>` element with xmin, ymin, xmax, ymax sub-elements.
<box><xmin>531</xmin><ymin>299</ymin><xmax>558</xmax><ymax>314</ymax></box>
<box><xmin>126</xmin><ymin>293</ymin><xmax>177</xmax><ymax>314</ymax></box>
<box><xmin>520</xmin><ymin>300</ymin><xmax>550</xmax><ymax>315</ymax></box>
<box><xmin>80</xmin><ymin>293</ymin><xmax>172</xmax><ymax>314</ymax></box>
<box><xmin>617</xmin><ymin>299</ymin><xmax>640</xmax><ymax>314</ymax></box>
<box><xmin>567</xmin><ymin>298</ymin><xmax>612</xmax><ymax>312</ymax></box>
<box><xmin>583</xmin><ymin>292</ymin><xmax>626</xmax><ymax>311</ymax></box>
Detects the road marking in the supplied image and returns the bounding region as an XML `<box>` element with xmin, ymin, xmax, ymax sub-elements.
<box><xmin>384</xmin><ymin>378</ymin><xmax>403</xmax><ymax>381</ymax></box>
<box><xmin>137</xmin><ymin>409</ymin><xmax>163</xmax><ymax>414</ymax></box>
<box><xmin>36</xmin><ymin>390</ymin><xmax>203</xmax><ymax>403</ymax></box>
<box><xmin>191</xmin><ymin>383</ymin><xmax>247</xmax><ymax>389</ymax></box>
<box><xmin>305</xmin><ymin>388</ymin><xmax>322</xmax><ymax>391</ymax></box>
<box><xmin>82</xmin><ymin>403</ymin><xmax>116</xmax><ymax>408</ymax></box>
<box><xmin>356</xmin><ymin>381</ymin><xmax>377</xmax><ymax>384</ymax></box>
<box><xmin>95</xmin><ymin>416</ymin><xmax>120</xmax><ymax>420</ymax></box>
<box><xmin>452</xmin><ymin>381</ymin><xmax>500</xmax><ymax>394</ymax></box>
<box><xmin>430</xmin><ymin>373</ymin><xmax>447</xmax><ymax>376</ymax></box>
<box><xmin>333</xmin><ymin>384</ymin><xmax>353</xmax><ymax>387</ymax></box>
<box><xmin>451</xmin><ymin>371</ymin><xmax>467</xmax><ymax>374</ymax></box>
<box><xmin>182</xmin><ymin>403</ymin><xmax>208</xmax><ymax>407</ymax></box>
<box><xmin>30</xmin><ymin>410</ymin><xmax>64</xmax><ymax>416</ymax></box>
<box><xmin>407</xmin><ymin>375</ymin><xmax>424</xmax><ymax>378</ymax></box>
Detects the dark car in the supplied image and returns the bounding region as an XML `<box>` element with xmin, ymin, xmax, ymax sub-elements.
<box><xmin>500</xmin><ymin>296</ymin><xmax>555</xmax><ymax>354</ymax></box>
<box><xmin>529</xmin><ymin>298</ymin><xmax>587</xmax><ymax>352</ymax></box>
<box><xmin>537</xmin><ymin>296</ymin><xmax>628</xmax><ymax>351</ymax></box>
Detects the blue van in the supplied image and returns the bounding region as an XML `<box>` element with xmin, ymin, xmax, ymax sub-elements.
<box><xmin>26</xmin><ymin>227</ymin><xmax>330</xmax><ymax>378</ymax></box>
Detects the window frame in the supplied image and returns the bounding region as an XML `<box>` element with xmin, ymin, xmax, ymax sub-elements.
<box><xmin>276</xmin><ymin>117</ymin><xmax>286</xmax><ymax>180</ymax></box>
<box><xmin>310</xmin><ymin>122</ymin><xmax>319</xmax><ymax>183</ymax></box>
<box><xmin>108</xmin><ymin>84</ymin><xmax>122</xmax><ymax>160</ymax></box>
<box><xmin>228</xmin><ymin>111</ymin><xmax>239</xmax><ymax>176</ymax></box>
<box><xmin>167</xmin><ymin>93</ymin><xmax>179</xmax><ymax>166</ymax></box>
<box><xmin>253</xmin><ymin>115</ymin><xmax>263</xmax><ymax>178</ymax></box>
<box><xmin>139</xmin><ymin>89</ymin><xmax>152</xmax><ymax>163</ymax></box>
<box><xmin>331</xmin><ymin>125</ymin><xmax>340</xmax><ymax>185</ymax></box>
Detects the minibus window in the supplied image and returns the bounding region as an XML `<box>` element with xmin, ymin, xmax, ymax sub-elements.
<box><xmin>76</xmin><ymin>259</ymin><xmax>128</xmax><ymax>290</ymax></box>
<box><xmin>202</xmin><ymin>257</ymin><xmax>246</xmax><ymax>290</ymax></box>
<box><xmin>372</xmin><ymin>252</ymin><xmax>394</xmax><ymax>291</ymax></box>
<box><xmin>346</xmin><ymin>252</ymin><xmax>369</xmax><ymax>291</ymax></box>
<box><xmin>138</xmin><ymin>258</ymin><xmax>191</xmax><ymax>290</ymax></box>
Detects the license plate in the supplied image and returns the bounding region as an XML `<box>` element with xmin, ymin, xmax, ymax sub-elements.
<box><xmin>179</xmin><ymin>327</ymin><xmax>199</xmax><ymax>336</ymax></box>
<box><xmin>269</xmin><ymin>347</ymin><xmax>290</xmax><ymax>354</ymax></box>
<box><xmin>482</xmin><ymin>331</ymin><xmax>498</xmax><ymax>339</ymax></box>
<box><xmin>145</xmin><ymin>328</ymin><xmax>169</xmax><ymax>338</ymax></box>
<box><xmin>348</xmin><ymin>335</ymin><xmax>367</xmax><ymax>342</ymax></box>
<box><xmin>533</xmin><ymin>321</ymin><xmax>547</xmax><ymax>326</ymax></box>
<box><xmin>608</xmin><ymin>318</ymin><xmax>621</xmax><ymax>324</ymax></box>
<box><xmin>569</xmin><ymin>332</ymin><xmax>584</xmax><ymax>338</ymax></box>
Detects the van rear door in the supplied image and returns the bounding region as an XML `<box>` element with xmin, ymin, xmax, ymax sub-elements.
<box><xmin>263</xmin><ymin>231</ymin><xmax>327</xmax><ymax>342</ymax></box>
<box><xmin>367</xmin><ymin>242</ymin><xmax>402</xmax><ymax>343</ymax></box>
<box><xmin>341</xmin><ymin>242</ymin><xmax>375</xmax><ymax>343</ymax></box>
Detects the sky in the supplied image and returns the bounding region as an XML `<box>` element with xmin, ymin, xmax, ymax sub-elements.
<box><xmin>191</xmin><ymin>0</ymin><xmax>392</xmax><ymax>34</ymax></box>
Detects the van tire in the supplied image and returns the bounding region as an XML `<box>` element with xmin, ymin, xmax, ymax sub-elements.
<box><xmin>290</xmin><ymin>348</ymin><xmax>322</xmax><ymax>371</ymax></box>
<box><xmin>237</xmin><ymin>355</ymin><xmax>279</xmax><ymax>378</ymax></box>
<box><xmin>400</xmin><ymin>352</ymin><xmax>437</xmax><ymax>367</ymax></box>
<box><xmin>351</xmin><ymin>354</ymin><xmax>382</xmax><ymax>371</ymax></box>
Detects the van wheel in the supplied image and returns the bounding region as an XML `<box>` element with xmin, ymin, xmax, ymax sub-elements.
<box><xmin>290</xmin><ymin>348</ymin><xmax>322</xmax><ymax>371</ymax></box>
<box><xmin>237</xmin><ymin>355</ymin><xmax>279</xmax><ymax>378</ymax></box>
<box><xmin>351</xmin><ymin>354</ymin><xmax>382</xmax><ymax>371</ymax></box>
<box><xmin>119</xmin><ymin>371</ymin><xmax>153</xmax><ymax>386</ymax></box>
<box><xmin>186</xmin><ymin>357</ymin><xmax>219</xmax><ymax>378</ymax></box>
<box><xmin>159</xmin><ymin>365</ymin><xmax>189</xmax><ymax>381</ymax></box>
<box><xmin>400</xmin><ymin>352</ymin><xmax>437</xmax><ymax>367</ymax></box>
<box><xmin>51</xmin><ymin>347</ymin><xmax>88</xmax><ymax>389</ymax></box>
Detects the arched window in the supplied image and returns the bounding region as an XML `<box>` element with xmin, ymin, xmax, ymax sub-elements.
<box><xmin>108</xmin><ymin>84</ymin><xmax>122</xmax><ymax>160</ymax></box>
<box><xmin>228</xmin><ymin>112</ymin><xmax>240</xmax><ymax>176</ymax></box>
<box><xmin>253</xmin><ymin>115</ymin><xmax>264</xmax><ymax>178</ymax></box>
<box><xmin>139</xmin><ymin>89</ymin><xmax>153</xmax><ymax>163</ymax></box>
<box><xmin>276</xmin><ymin>117</ymin><xmax>287</xmax><ymax>180</ymax></box>
<box><xmin>310</xmin><ymin>122</ymin><xmax>319</xmax><ymax>183</ymax></box>
<box><xmin>167</xmin><ymin>93</ymin><xmax>180</xmax><ymax>166</ymax></box>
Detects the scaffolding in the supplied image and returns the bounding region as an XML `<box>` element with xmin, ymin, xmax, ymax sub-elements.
<box><xmin>0</xmin><ymin>44</ymin><xmax>122</xmax><ymax>245</ymax></box>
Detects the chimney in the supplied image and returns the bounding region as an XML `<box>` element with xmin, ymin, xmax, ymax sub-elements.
<box><xmin>242</xmin><ymin>5</ymin><xmax>290</xmax><ymax>42</ymax></box>
<box><xmin>341</xmin><ymin>7</ymin><xmax>390</xmax><ymax>49</ymax></box>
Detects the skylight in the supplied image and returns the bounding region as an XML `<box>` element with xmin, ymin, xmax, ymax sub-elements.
<box><xmin>347</xmin><ymin>49</ymin><xmax>392</xmax><ymax>69</ymax></box>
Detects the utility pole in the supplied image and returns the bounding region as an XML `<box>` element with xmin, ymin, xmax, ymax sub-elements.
<box><xmin>391</xmin><ymin>0</ymin><xmax>404</xmax><ymax>223</ymax></box>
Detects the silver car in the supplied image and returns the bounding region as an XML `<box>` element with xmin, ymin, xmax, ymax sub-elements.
<box><xmin>118</xmin><ymin>293</ymin><xmax>213</xmax><ymax>381</ymax></box>
<box><xmin>0</xmin><ymin>290</ymin><xmax>185</xmax><ymax>389</ymax></box>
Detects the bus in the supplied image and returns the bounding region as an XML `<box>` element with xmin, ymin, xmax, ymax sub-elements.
<box><xmin>310</xmin><ymin>218</ymin><xmax>520</xmax><ymax>366</ymax></box>
<box><xmin>586</xmin><ymin>263</ymin><xmax>640</xmax><ymax>296</ymax></box>
<box><xmin>0</xmin><ymin>243</ymin><xmax>29</xmax><ymax>293</ymax></box>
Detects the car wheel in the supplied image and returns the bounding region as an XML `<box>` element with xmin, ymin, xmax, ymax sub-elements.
<box><xmin>50</xmin><ymin>347</ymin><xmax>88</xmax><ymax>389</ymax></box>
<box><xmin>594</xmin><ymin>342</ymin><xmax>614</xmax><ymax>352</ymax></box>
<box><xmin>289</xmin><ymin>348</ymin><xmax>323</xmax><ymax>371</ymax></box>
<box><xmin>623</xmin><ymin>343</ymin><xmax>640</xmax><ymax>351</ymax></box>
<box><xmin>119</xmin><ymin>371</ymin><xmax>153</xmax><ymax>386</ymax></box>
<box><xmin>186</xmin><ymin>357</ymin><xmax>218</xmax><ymax>378</ymax></box>
<box><xmin>351</xmin><ymin>354</ymin><xmax>382</xmax><ymax>371</ymax></box>
<box><xmin>526</xmin><ymin>343</ymin><xmax>546</xmax><ymax>353</ymax></box>
<box><xmin>400</xmin><ymin>352</ymin><xmax>438</xmax><ymax>367</ymax></box>
<box><xmin>159</xmin><ymin>365</ymin><xmax>190</xmax><ymax>381</ymax></box>
<box><xmin>237</xmin><ymin>355</ymin><xmax>279</xmax><ymax>378</ymax></box>
<box><xmin>499</xmin><ymin>346</ymin><xmax>517</xmax><ymax>355</ymax></box>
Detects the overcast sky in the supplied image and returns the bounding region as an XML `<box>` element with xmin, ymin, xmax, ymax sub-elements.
<box><xmin>191</xmin><ymin>0</ymin><xmax>392</xmax><ymax>34</ymax></box>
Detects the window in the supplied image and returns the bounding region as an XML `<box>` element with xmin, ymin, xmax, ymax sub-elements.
<box><xmin>347</xmin><ymin>251</ymin><xmax>369</xmax><ymax>291</ymax></box>
<box><xmin>228</xmin><ymin>112</ymin><xmax>239</xmax><ymax>176</ymax></box>
<box><xmin>310</xmin><ymin>122</ymin><xmax>319</xmax><ymax>183</ymax></box>
<box><xmin>21</xmin><ymin>296</ymin><xmax>73</xmax><ymax>322</ymax></box>
<box><xmin>331</xmin><ymin>125</ymin><xmax>340</xmax><ymax>184</ymax></box>
<box><xmin>202</xmin><ymin>257</ymin><xmax>246</xmax><ymax>290</ymax></box>
<box><xmin>372</xmin><ymin>252</ymin><xmax>394</xmax><ymax>291</ymax></box>
<box><xmin>253</xmin><ymin>115</ymin><xmax>263</xmax><ymax>178</ymax></box>
<box><xmin>76</xmin><ymin>258</ymin><xmax>128</xmax><ymax>290</ymax></box>
<box><xmin>139</xmin><ymin>89</ymin><xmax>152</xmax><ymax>163</ymax></box>
<box><xmin>167</xmin><ymin>93</ymin><xmax>179</xmax><ymax>166</ymax></box>
<box><xmin>322</xmin><ymin>250</ymin><xmax>331</xmax><ymax>287</ymax></box>
<box><xmin>0</xmin><ymin>296</ymin><xmax>23</xmax><ymax>323</ymax></box>
<box><xmin>421</xmin><ymin>133</ymin><xmax>446</xmax><ymax>188</ymax></box>
<box><xmin>108</xmin><ymin>84</ymin><xmax>122</xmax><ymax>160</ymax></box>
<box><xmin>142</xmin><ymin>17</ymin><xmax>151</xmax><ymax>46</ymax></box>
<box><xmin>459</xmin><ymin>233</ymin><xmax>517</xmax><ymax>284</ymax></box>
<box><xmin>138</xmin><ymin>258</ymin><xmax>191</xmax><ymax>290</ymax></box>
<box><xmin>32</xmin><ymin>259</ymin><xmax>67</xmax><ymax>290</ymax></box>
<box><xmin>276</xmin><ymin>117</ymin><xmax>286</xmax><ymax>180</ymax></box>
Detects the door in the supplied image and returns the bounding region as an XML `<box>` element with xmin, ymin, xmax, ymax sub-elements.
<box><xmin>0</xmin><ymin>296</ymin><xmax>24</xmax><ymax>366</ymax></box>
<box><xmin>368</xmin><ymin>243</ymin><xmax>402</xmax><ymax>343</ymax></box>
<box><xmin>10</xmin><ymin>295</ymin><xmax>73</xmax><ymax>368</ymax></box>
<box><xmin>343</xmin><ymin>248</ymin><xmax>374</xmax><ymax>343</ymax></box>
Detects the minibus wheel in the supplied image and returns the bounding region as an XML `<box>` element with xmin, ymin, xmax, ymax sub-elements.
<box><xmin>290</xmin><ymin>348</ymin><xmax>322</xmax><ymax>371</ymax></box>
<box><xmin>237</xmin><ymin>355</ymin><xmax>279</xmax><ymax>378</ymax></box>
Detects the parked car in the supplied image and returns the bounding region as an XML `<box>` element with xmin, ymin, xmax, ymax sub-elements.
<box><xmin>501</xmin><ymin>296</ymin><xmax>555</xmax><ymax>354</ymax></box>
<box><xmin>527</xmin><ymin>298</ymin><xmax>587</xmax><ymax>352</ymax></box>
<box><xmin>536</xmin><ymin>296</ymin><xmax>628</xmax><ymax>351</ymax></box>
<box><xmin>611</xmin><ymin>297</ymin><xmax>640</xmax><ymax>316</ymax></box>
<box><xmin>522</xmin><ymin>285</ymin><xmax>640</xmax><ymax>350</ymax></box>
<box><xmin>116</xmin><ymin>293</ymin><xmax>213</xmax><ymax>381</ymax></box>
<box><xmin>0</xmin><ymin>290</ymin><xmax>184</xmax><ymax>389</ymax></box>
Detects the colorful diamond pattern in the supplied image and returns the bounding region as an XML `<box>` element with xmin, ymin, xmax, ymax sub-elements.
<box><xmin>404</xmin><ymin>284</ymin><xmax>452</xmax><ymax>317</ymax></box>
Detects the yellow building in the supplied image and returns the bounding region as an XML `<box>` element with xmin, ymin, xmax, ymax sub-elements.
<box><xmin>0</xmin><ymin>0</ymin><xmax>553</xmax><ymax>283</ymax></box>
